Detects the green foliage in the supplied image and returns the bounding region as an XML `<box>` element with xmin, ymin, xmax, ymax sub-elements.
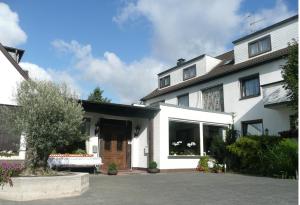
<box><xmin>210</xmin><ymin>136</ymin><xmax>226</xmax><ymax>164</ymax></box>
<box><xmin>148</xmin><ymin>161</ymin><xmax>157</xmax><ymax>169</ymax></box>
<box><xmin>198</xmin><ymin>156</ymin><xmax>209</xmax><ymax>172</ymax></box>
<box><xmin>108</xmin><ymin>163</ymin><xmax>117</xmax><ymax>172</ymax></box>
<box><xmin>263</xmin><ymin>139</ymin><xmax>298</xmax><ymax>178</ymax></box>
<box><xmin>6</xmin><ymin>80</ymin><xmax>85</xmax><ymax>173</ymax></box>
<box><xmin>87</xmin><ymin>86</ymin><xmax>111</xmax><ymax>103</ymax></box>
<box><xmin>225</xmin><ymin>125</ymin><xmax>237</xmax><ymax>145</ymax></box>
<box><xmin>227</xmin><ymin>136</ymin><xmax>298</xmax><ymax>178</ymax></box>
<box><xmin>281</xmin><ymin>40</ymin><xmax>298</xmax><ymax>113</ymax></box>
<box><xmin>72</xmin><ymin>149</ymin><xmax>86</xmax><ymax>154</ymax></box>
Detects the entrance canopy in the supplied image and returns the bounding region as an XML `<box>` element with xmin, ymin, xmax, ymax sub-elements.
<box><xmin>81</xmin><ymin>100</ymin><xmax>159</xmax><ymax>118</ymax></box>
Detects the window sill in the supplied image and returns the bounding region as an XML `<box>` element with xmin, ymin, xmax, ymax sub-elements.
<box><xmin>168</xmin><ymin>155</ymin><xmax>201</xmax><ymax>159</ymax></box>
<box><xmin>239</xmin><ymin>94</ymin><xmax>260</xmax><ymax>101</ymax></box>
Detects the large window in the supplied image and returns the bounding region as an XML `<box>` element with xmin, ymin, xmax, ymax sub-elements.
<box><xmin>177</xmin><ymin>94</ymin><xmax>189</xmax><ymax>107</ymax></box>
<box><xmin>242</xmin><ymin>119</ymin><xmax>263</xmax><ymax>136</ymax></box>
<box><xmin>169</xmin><ymin>121</ymin><xmax>200</xmax><ymax>156</ymax></box>
<box><xmin>183</xmin><ymin>65</ymin><xmax>196</xmax><ymax>80</ymax></box>
<box><xmin>159</xmin><ymin>75</ymin><xmax>170</xmax><ymax>88</ymax></box>
<box><xmin>240</xmin><ymin>74</ymin><xmax>260</xmax><ymax>99</ymax></box>
<box><xmin>202</xmin><ymin>85</ymin><xmax>224</xmax><ymax>112</ymax></box>
<box><xmin>203</xmin><ymin>125</ymin><xmax>226</xmax><ymax>156</ymax></box>
<box><xmin>248</xmin><ymin>35</ymin><xmax>271</xmax><ymax>57</ymax></box>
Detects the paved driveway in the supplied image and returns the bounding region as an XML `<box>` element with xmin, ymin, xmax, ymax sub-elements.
<box><xmin>1</xmin><ymin>173</ymin><xmax>298</xmax><ymax>205</ymax></box>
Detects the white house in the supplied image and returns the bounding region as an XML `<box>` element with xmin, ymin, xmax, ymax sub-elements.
<box><xmin>0</xmin><ymin>43</ymin><xmax>28</xmax><ymax>161</ymax></box>
<box><xmin>1</xmin><ymin>15</ymin><xmax>298</xmax><ymax>172</ymax></box>
<box><xmin>83</xmin><ymin>15</ymin><xmax>298</xmax><ymax>171</ymax></box>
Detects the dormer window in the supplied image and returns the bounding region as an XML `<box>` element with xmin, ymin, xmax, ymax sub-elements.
<box><xmin>183</xmin><ymin>65</ymin><xmax>196</xmax><ymax>80</ymax></box>
<box><xmin>248</xmin><ymin>35</ymin><xmax>271</xmax><ymax>58</ymax></box>
<box><xmin>160</xmin><ymin>75</ymin><xmax>170</xmax><ymax>88</ymax></box>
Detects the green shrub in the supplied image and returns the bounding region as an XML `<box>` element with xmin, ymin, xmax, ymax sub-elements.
<box><xmin>264</xmin><ymin>139</ymin><xmax>298</xmax><ymax>178</ymax></box>
<box><xmin>227</xmin><ymin>136</ymin><xmax>298</xmax><ymax>177</ymax></box>
<box><xmin>210</xmin><ymin>136</ymin><xmax>226</xmax><ymax>164</ymax></box>
<box><xmin>198</xmin><ymin>156</ymin><xmax>209</xmax><ymax>172</ymax></box>
<box><xmin>149</xmin><ymin>161</ymin><xmax>157</xmax><ymax>169</ymax></box>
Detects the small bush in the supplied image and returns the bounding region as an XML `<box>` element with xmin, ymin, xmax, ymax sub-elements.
<box><xmin>149</xmin><ymin>161</ymin><xmax>157</xmax><ymax>169</ymax></box>
<box><xmin>0</xmin><ymin>163</ymin><xmax>24</xmax><ymax>187</ymax></box>
<box><xmin>108</xmin><ymin>163</ymin><xmax>117</xmax><ymax>172</ymax></box>
<box><xmin>198</xmin><ymin>156</ymin><xmax>209</xmax><ymax>172</ymax></box>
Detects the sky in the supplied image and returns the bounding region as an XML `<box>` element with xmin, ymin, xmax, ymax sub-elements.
<box><xmin>0</xmin><ymin>0</ymin><xmax>298</xmax><ymax>103</ymax></box>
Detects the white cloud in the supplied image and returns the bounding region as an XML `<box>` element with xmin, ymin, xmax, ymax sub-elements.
<box><xmin>0</xmin><ymin>3</ymin><xmax>27</xmax><ymax>47</ymax></box>
<box><xmin>114</xmin><ymin>0</ymin><xmax>296</xmax><ymax>62</ymax></box>
<box><xmin>20</xmin><ymin>62</ymin><xmax>52</xmax><ymax>81</ymax></box>
<box><xmin>52</xmin><ymin>40</ymin><xmax>165</xmax><ymax>103</ymax></box>
<box><xmin>20</xmin><ymin>62</ymin><xmax>82</xmax><ymax>96</ymax></box>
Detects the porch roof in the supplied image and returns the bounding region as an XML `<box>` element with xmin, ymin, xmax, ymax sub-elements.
<box><xmin>80</xmin><ymin>100</ymin><xmax>159</xmax><ymax>118</ymax></box>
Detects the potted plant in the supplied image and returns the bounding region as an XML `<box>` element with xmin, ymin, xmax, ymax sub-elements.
<box><xmin>107</xmin><ymin>163</ymin><xmax>118</xmax><ymax>175</ymax></box>
<box><xmin>197</xmin><ymin>156</ymin><xmax>209</xmax><ymax>172</ymax></box>
<box><xmin>212</xmin><ymin>164</ymin><xmax>222</xmax><ymax>173</ymax></box>
<box><xmin>147</xmin><ymin>161</ymin><xmax>159</xmax><ymax>173</ymax></box>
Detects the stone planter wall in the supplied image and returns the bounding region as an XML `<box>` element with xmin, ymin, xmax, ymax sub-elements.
<box><xmin>0</xmin><ymin>172</ymin><xmax>89</xmax><ymax>201</ymax></box>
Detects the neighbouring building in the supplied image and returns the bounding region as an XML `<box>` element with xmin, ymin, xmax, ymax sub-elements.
<box><xmin>1</xmin><ymin>15</ymin><xmax>298</xmax><ymax>171</ymax></box>
<box><xmin>0</xmin><ymin>43</ymin><xmax>28</xmax><ymax>161</ymax></box>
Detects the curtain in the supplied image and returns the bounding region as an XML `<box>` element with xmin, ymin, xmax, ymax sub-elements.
<box><xmin>202</xmin><ymin>85</ymin><xmax>224</xmax><ymax>112</ymax></box>
<box><xmin>243</xmin><ymin>78</ymin><xmax>259</xmax><ymax>96</ymax></box>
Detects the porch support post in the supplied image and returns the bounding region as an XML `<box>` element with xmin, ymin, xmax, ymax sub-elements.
<box><xmin>148</xmin><ymin>118</ymin><xmax>154</xmax><ymax>163</ymax></box>
<box><xmin>199</xmin><ymin>122</ymin><xmax>204</xmax><ymax>156</ymax></box>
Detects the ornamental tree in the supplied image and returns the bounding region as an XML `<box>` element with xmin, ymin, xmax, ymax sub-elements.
<box><xmin>12</xmin><ymin>80</ymin><xmax>85</xmax><ymax>173</ymax></box>
<box><xmin>281</xmin><ymin>40</ymin><xmax>298</xmax><ymax>113</ymax></box>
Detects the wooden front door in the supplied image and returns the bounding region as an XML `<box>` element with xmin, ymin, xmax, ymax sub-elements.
<box><xmin>101</xmin><ymin>127</ymin><xmax>128</xmax><ymax>170</ymax></box>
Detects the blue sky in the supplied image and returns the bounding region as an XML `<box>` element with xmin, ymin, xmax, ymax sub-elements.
<box><xmin>0</xmin><ymin>0</ymin><xmax>298</xmax><ymax>103</ymax></box>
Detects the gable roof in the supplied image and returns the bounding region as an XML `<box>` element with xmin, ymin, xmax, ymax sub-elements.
<box><xmin>141</xmin><ymin>47</ymin><xmax>288</xmax><ymax>101</ymax></box>
<box><xmin>0</xmin><ymin>43</ymin><xmax>29</xmax><ymax>80</ymax></box>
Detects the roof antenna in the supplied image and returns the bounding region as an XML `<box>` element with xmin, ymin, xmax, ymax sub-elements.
<box><xmin>248</xmin><ymin>14</ymin><xmax>265</xmax><ymax>33</ymax></box>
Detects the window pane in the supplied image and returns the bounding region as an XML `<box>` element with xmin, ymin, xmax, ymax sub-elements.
<box><xmin>104</xmin><ymin>135</ymin><xmax>111</xmax><ymax>151</ymax></box>
<box><xmin>117</xmin><ymin>138</ymin><xmax>123</xmax><ymax>151</ymax></box>
<box><xmin>183</xmin><ymin>65</ymin><xmax>196</xmax><ymax>80</ymax></box>
<box><xmin>203</xmin><ymin>125</ymin><xmax>226</xmax><ymax>156</ymax></box>
<box><xmin>169</xmin><ymin>121</ymin><xmax>200</xmax><ymax>155</ymax></box>
<box><xmin>160</xmin><ymin>76</ymin><xmax>170</xmax><ymax>88</ymax></box>
<box><xmin>249</xmin><ymin>36</ymin><xmax>271</xmax><ymax>57</ymax></box>
<box><xmin>242</xmin><ymin>77</ymin><xmax>259</xmax><ymax>97</ymax></box>
<box><xmin>178</xmin><ymin>94</ymin><xmax>189</xmax><ymax>107</ymax></box>
<box><xmin>244</xmin><ymin>122</ymin><xmax>263</xmax><ymax>135</ymax></box>
<box><xmin>202</xmin><ymin>85</ymin><xmax>224</xmax><ymax>112</ymax></box>
<box><xmin>81</xmin><ymin>118</ymin><xmax>91</xmax><ymax>135</ymax></box>
<box><xmin>249</xmin><ymin>43</ymin><xmax>259</xmax><ymax>56</ymax></box>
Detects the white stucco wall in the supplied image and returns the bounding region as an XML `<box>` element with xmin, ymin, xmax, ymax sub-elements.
<box><xmin>152</xmin><ymin>104</ymin><xmax>232</xmax><ymax>169</ymax></box>
<box><xmin>234</xmin><ymin>18</ymin><xmax>298</xmax><ymax>64</ymax></box>
<box><xmin>146</xmin><ymin>58</ymin><xmax>294</xmax><ymax>136</ymax></box>
<box><xmin>0</xmin><ymin>49</ymin><xmax>25</xmax><ymax>105</ymax></box>
<box><xmin>84</xmin><ymin>112</ymin><xmax>150</xmax><ymax>169</ymax></box>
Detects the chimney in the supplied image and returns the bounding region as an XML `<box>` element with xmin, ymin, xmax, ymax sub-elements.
<box><xmin>177</xmin><ymin>58</ymin><xmax>185</xmax><ymax>66</ymax></box>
